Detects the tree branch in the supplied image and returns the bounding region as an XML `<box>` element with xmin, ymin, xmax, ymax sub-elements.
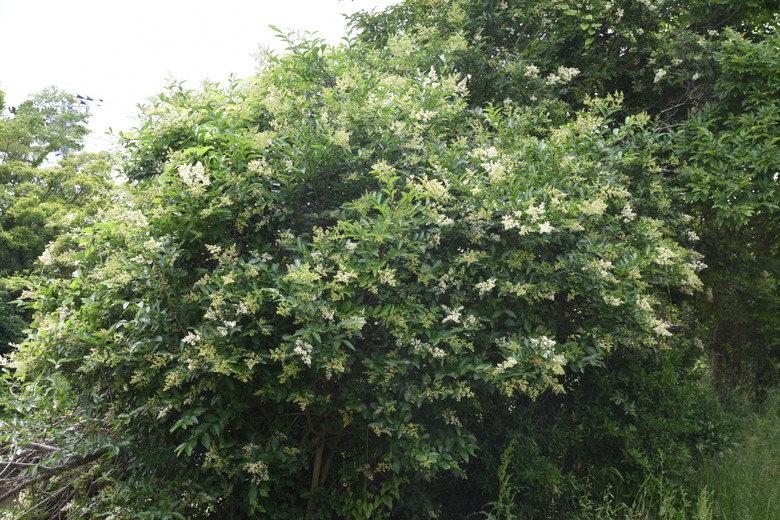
<box><xmin>0</xmin><ymin>448</ymin><xmax>107</xmax><ymax>504</ymax></box>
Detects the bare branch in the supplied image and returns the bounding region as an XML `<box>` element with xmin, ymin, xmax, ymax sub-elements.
<box><xmin>24</xmin><ymin>442</ymin><xmax>64</xmax><ymax>454</ymax></box>
<box><xmin>0</xmin><ymin>448</ymin><xmax>107</xmax><ymax>504</ymax></box>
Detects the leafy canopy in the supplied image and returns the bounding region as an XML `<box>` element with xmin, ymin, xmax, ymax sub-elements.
<box><xmin>0</xmin><ymin>87</ymin><xmax>91</xmax><ymax>168</ymax></box>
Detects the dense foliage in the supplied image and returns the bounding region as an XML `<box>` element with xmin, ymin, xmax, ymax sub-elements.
<box><xmin>0</xmin><ymin>88</ymin><xmax>116</xmax><ymax>355</ymax></box>
<box><xmin>1</xmin><ymin>1</ymin><xmax>777</xmax><ymax>519</ymax></box>
<box><xmin>673</xmin><ymin>28</ymin><xmax>780</xmax><ymax>393</ymax></box>
<box><xmin>350</xmin><ymin>0</ymin><xmax>780</xmax><ymax>396</ymax></box>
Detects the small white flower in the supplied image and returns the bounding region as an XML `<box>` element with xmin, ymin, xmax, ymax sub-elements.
<box><xmin>495</xmin><ymin>357</ymin><xmax>518</xmax><ymax>374</ymax></box>
<box><xmin>620</xmin><ymin>203</ymin><xmax>636</xmax><ymax>222</ymax></box>
<box><xmin>502</xmin><ymin>214</ymin><xmax>520</xmax><ymax>230</ymax></box>
<box><xmin>655</xmin><ymin>246</ymin><xmax>678</xmax><ymax>265</ymax></box>
<box><xmin>39</xmin><ymin>245</ymin><xmax>56</xmax><ymax>266</ymax></box>
<box><xmin>182</xmin><ymin>330</ymin><xmax>202</xmax><ymax>345</ymax></box>
<box><xmin>244</xmin><ymin>461</ymin><xmax>270</xmax><ymax>482</ymax></box>
<box><xmin>476</xmin><ymin>278</ymin><xmax>497</xmax><ymax>295</ymax></box>
<box><xmin>538</xmin><ymin>221</ymin><xmax>554</xmax><ymax>233</ymax></box>
<box><xmin>293</xmin><ymin>339</ymin><xmax>313</xmax><ymax>366</ymax></box>
<box><xmin>178</xmin><ymin>162</ymin><xmax>210</xmax><ymax>196</ymax></box>
<box><xmin>526</xmin><ymin>202</ymin><xmax>545</xmax><ymax>222</ymax></box>
<box><xmin>442</xmin><ymin>305</ymin><xmax>464</xmax><ymax>324</ymax></box>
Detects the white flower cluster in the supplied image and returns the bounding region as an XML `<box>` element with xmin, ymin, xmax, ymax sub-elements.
<box><xmin>502</xmin><ymin>210</ymin><xmax>524</xmax><ymax>230</ymax></box>
<box><xmin>334</xmin><ymin>267</ymin><xmax>358</xmax><ymax>284</ymax></box>
<box><xmin>442</xmin><ymin>409</ymin><xmax>462</xmax><ymax>427</ymax></box>
<box><xmin>525</xmin><ymin>202</ymin><xmax>546</xmax><ymax>222</ymax></box>
<box><xmin>178</xmin><ymin>162</ymin><xmax>210</xmax><ymax>196</ymax></box>
<box><xmin>39</xmin><ymin>244</ymin><xmax>56</xmax><ymax>266</ymax></box>
<box><xmin>654</xmin><ymin>246</ymin><xmax>678</xmax><ymax>265</ymax></box>
<box><xmin>611</xmin><ymin>186</ymin><xmax>632</xmax><ymax>199</ymax></box>
<box><xmin>470</xmin><ymin>146</ymin><xmax>499</xmax><ymax>160</ymax></box>
<box><xmin>524</xmin><ymin>64</ymin><xmax>540</xmax><ymax>79</ymax></box>
<box><xmin>647</xmin><ymin>316</ymin><xmax>672</xmax><ymax>337</ymax></box>
<box><xmin>620</xmin><ymin>202</ymin><xmax>636</xmax><ymax>222</ymax></box>
<box><xmin>531</xmin><ymin>336</ymin><xmax>568</xmax><ymax>375</ymax></box>
<box><xmin>482</xmin><ymin>160</ymin><xmax>507</xmax><ymax>182</ymax></box>
<box><xmin>418</xmin><ymin>177</ymin><xmax>450</xmax><ymax>200</ymax></box>
<box><xmin>247</xmin><ymin>158</ymin><xmax>273</xmax><ymax>177</ymax></box>
<box><xmin>501</xmin><ymin>205</ymin><xmax>553</xmax><ymax>234</ymax></box>
<box><xmin>142</xmin><ymin>237</ymin><xmax>165</xmax><ymax>253</ymax></box>
<box><xmin>293</xmin><ymin>339</ymin><xmax>313</xmax><ymax>366</ymax></box>
<box><xmin>549</xmin><ymin>354</ymin><xmax>568</xmax><ymax>375</ymax></box>
<box><xmin>421</xmin><ymin>66</ymin><xmax>440</xmax><ymax>88</ymax></box>
<box><xmin>217</xmin><ymin>320</ymin><xmax>237</xmax><ymax>337</ymax></box>
<box><xmin>331</xmin><ymin>129</ymin><xmax>351</xmax><ymax>149</ymax></box>
<box><xmin>442</xmin><ymin>304</ymin><xmax>464</xmax><ymax>324</ymax></box>
<box><xmin>494</xmin><ymin>356</ymin><xmax>518</xmax><ymax>374</ymax></box>
<box><xmin>537</xmin><ymin>221</ymin><xmax>555</xmax><ymax>234</ymax></box>
<box><xmin>688</xmin><ymin>259</ymin><xmax>708</xmax><ymax>272</ymax></box>
<box><xmin>586</xmin><ymin>258</ymin><xmax>614</xmax><ymax>278</ymax></box>
<box><xmin>396</xmin><ymin>337</ymin><xmax>445</xmax><ymax>359</ymax></box>
<box><xmin>545</xmin><ymin>66</ymin><xmax>580</xmax><ymax>85</ymax></box>
<box><xmin>342</xmin><ymin>316</ymin><xmax>367</xmax><ymax>332</ymax></box>
<box><xmin>379</xmin><ymin>268</ymin><xmax>398</xmax><ymax>287</ymax></box>
<box><xmin>580</xmin><ymin>198</ymin><xmax>608</xmax><ymax>215</ymax></box>
<box><xmin>434</xmin><ymin>212</ymin><xmax>455</xmax><ymax>226</ymax></box>
<box><xmin>182</xmin><ymin>330</ymin><xmax>202</xmax><ymax>345</ymax></box>
<box><xmin>117</xmin><ymin>209</ymin><xmax>149</xmax><ymax>228</ymax></box>
<box><xmin>636</xmin><ymin>296</ymin><xmax>654</xmax><ymax>312</ymax></box>
<box><xmin>413</xmin><ymin>109</ymin><xmax>437</xmax><ymax>122</ymax></box>
<box><xmin>605</xmin><ymin>2</ymin><xmax>624</xmax><ymax>18</ymax></box>
<box><xmin>319</xmin><ymin>306</ymin><xmax>335</xmax><ymax>321</ymax></box>
<box><xmin>476</xmin><ymin>277</ymin><xmax>497</xmax><ymax>295</ymax></box>
<box><xmin>244</xmin><ymin>461</ymin><xmax>270</xmax><ymax>483</ymax></box>
<box><xmin>530</xmin><ymin>335</ymin><xmax>557</xmax><ymax>358</ymax></box>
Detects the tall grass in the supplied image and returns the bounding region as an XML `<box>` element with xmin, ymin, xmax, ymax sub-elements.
<box><xmin>573</xmin><ymin>477</ymin><xmax>713</xmax><ymax>520</ymax></box>
<box><xmin>694</xmin><ymin>390</ymin><xmax>780</xmax><ymax>520</ymax></box>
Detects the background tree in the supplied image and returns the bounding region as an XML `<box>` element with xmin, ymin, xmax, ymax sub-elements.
<box><xmin>0</xmin><ymin>88</ymin><xmax>117</xmax><ymax>355</ymax></box>
<box><xmin>0</xmin><ymin>87</ymin><xmax>91</xmax><ymax>168</ymax></box>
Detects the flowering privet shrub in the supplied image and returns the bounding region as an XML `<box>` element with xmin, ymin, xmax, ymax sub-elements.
<box><xmin>3</xmin><ymin>34</ymin><xmax>704</xmax><ymax>519</ymax></box>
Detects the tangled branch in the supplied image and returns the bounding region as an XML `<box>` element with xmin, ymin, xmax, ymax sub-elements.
<box><xmin>0</xmin><ymin>440</ymin><xmax>108</xmax><ymax>505</ymax></box>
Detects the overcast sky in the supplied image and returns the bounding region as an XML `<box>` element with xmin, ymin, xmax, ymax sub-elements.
<box><xmin>0</xmin><ymin>0</ymin><xmax>400</xmax><ymax>153</ymax></box>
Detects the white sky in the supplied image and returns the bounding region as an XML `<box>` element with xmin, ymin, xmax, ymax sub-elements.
<box><xmin>0</xmin><ymin>0</ymin><xmax>400</xmax><ymax>153</ymax></box>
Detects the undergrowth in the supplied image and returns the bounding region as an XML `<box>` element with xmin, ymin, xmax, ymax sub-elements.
<box><xmin>569</xmin><ymin>389</ymin><xmax>779</xmax><ymax>520</ymax></box>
